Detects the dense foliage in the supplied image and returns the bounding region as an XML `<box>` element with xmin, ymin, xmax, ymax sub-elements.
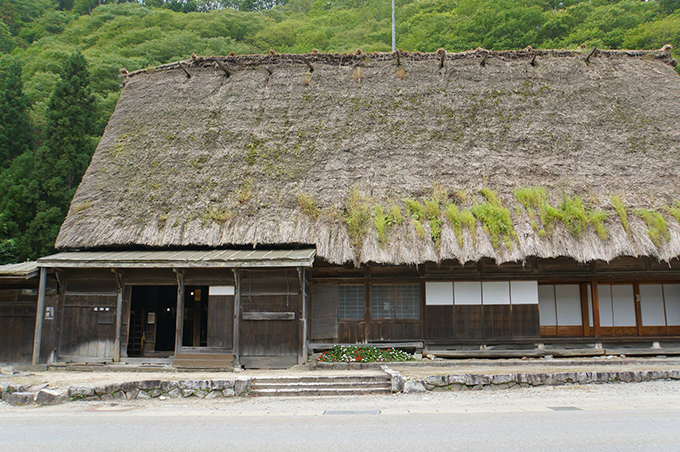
<box><xmin>0</xmin><ymin>0</ymin><xmax>678</xmax><ymax>263</ymax></box>
<box><xmin>317</xmin><ymin>345</ymin><xmax>415</xmax><ymax>362</ymax></box>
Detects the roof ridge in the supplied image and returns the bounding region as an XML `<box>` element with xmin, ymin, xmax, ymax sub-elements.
<box><xmin>120</xmin><ymin>46</ymin><xmax>676</xmax><ymax>81</ymax></box>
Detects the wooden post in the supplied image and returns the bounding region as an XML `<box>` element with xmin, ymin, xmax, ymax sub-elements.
<box><xmin>298</xmin><ymin>267</ymin><xmax>307</xmax><ymax>365</ymax></box>
<box><xmin>591</xmin><ymin>282</ymin><xmax>601</xmax><ymax>338</ymax></box>
<box><xmin>580</xmin><ymin>283</ymin><xmax>590</xmax><ymax>337</ymax></box>
<box><xmin>174</xmin><ymin>270</ymin><xmax>185</xmax><ymax>355</ymax></box>
<box><xmin>31</xmin><ymin>267</ymin><xmax>48</xmax><ymax>365</ymax></box>
<box><xmin>233</xmin><ymin>269</ymin><xmax>241</xmax><ymax>367</ymax></box>
<box><xmin>634</xmin><ymin>283</ymin><xmax>643</xmax><ymax>337</ymax></box>
<box><xmin>113</xmin><ymin>270</ymin><xmax>124</xmax><ymax>362</ymax></box>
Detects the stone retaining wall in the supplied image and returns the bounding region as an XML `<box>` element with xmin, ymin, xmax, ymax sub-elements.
<box><xmin>0</xmin><ymin>378</ymin><xmax>252</xmax><ymax>406</ymax></box>
<box><xmin>403</xmin><ymin>370</ymin><xmax>680</xmax><ymax>393</ymax></box>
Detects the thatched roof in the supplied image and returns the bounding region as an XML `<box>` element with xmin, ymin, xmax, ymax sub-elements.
<box><xmin>55</xmin><ymin>48</ymin><xmax>680</xmax><ymax>266</ymax></box>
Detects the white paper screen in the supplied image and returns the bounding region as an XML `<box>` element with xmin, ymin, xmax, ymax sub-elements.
<box><xmin>612</xmin><ymin>284</ymin><xmax>636</xmax><ymax>327</ymax></box>
<box><xmin>510</xmin><ymin>281</ymin><xmax>539</xmax><ymax>305</ymax></box>
<box><xmin>482</xmin><ymin>282</ymin><xmax>510</xmax><ymax>305</ymax></box>
<box><xmin>598</xmin><ymin>284</ymin><xmax>614</xmax><ymax>327</ymax></box>
<box><xmin>538</xmin><ymin>285</ymin><xmax>557</xmax><ymax>326</ymax></box>
<box><xmin>208</xmin><ymin>286</ymin><xmax>235</xmax><ymax>296</ymax></box>
<box><xmin>454</xmin><ymin>282</ymin><xmax>482</xmax><ymax>305</ymax></box>
<box><xmin>555</xmin><ymin>284</ymin><xmax>582</xmax><ymax>326</ymax></box>
<box><xmin>639</xmin><ymin>284</ymin><xmax>666</xmax><ymax>326</ymax></box>
<box><xmin>663</xmin><ymin>284</ymin><xmax>680</xmax><ymax>326</ymax></box>
<box><xmin>426</xmin><ymin>282</ymin><xmax>454</xmax><ymax>306</ymax></box>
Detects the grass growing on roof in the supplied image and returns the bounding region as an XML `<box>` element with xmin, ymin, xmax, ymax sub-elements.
<box><xmin>514</xmin><ymin>187</ymin><xmax>608</xmax><ymax>240</ymax></box>
<box><xmin>297</xmin><ymin>193</ymin><xmax>320</xmax><ymax>219</ymax></box>
<box><xmin>201</xmin><ymin>206</ymin><xmax>232</xmax><ymax>224</ymax></box>
<box><xmin>374</xmin><ymin>205</ymin><xmax>401</xmax><ymax>246</ymax></box>
<box><xmin>472</xmin><ymin>189</ymin><xmax>516</xmax><ymax>249</ymax></box>
<box><xmin>636</xmin><ymin>209</ymin><xmax>669</xmax><ymax>246</ymax></box>
<box><xmin>405</xmin><ymin>197</ymin><xmax>443</xmax><ymax>246</ymax></box>
<box><xmin>444</xmin><ymin>203</ymin><xmax>476</xmax><ymax>247</ymax></box>
<box><xmin>611</xmin><ymin>194</ymin><xmax>630</xmax><ymax>236</ymax></box>
<box><xmin>343</xmin><ymin>188</ymin><xmax>372</xmax><ymax>255</ymax></box>
<box><xmin>666</xmin><ymin>203</ymin><xmax>680</xmax><ymax>225</ymax></box>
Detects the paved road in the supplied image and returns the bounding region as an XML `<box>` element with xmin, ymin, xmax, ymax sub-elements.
<box><xmin>2</xmin><ymin>408</ymin><xmax>679</xmax><ymax>451</ymax></box>
<box><xmin>2</xmin><ymin>382</ymin><xmax>680</xmax><ymax>451</ymax></box>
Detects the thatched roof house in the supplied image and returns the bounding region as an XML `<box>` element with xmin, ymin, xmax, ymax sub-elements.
<box><xmin>23</xmin><ymin>48</ymin><xmax>680</xmax><ymax>369</ymax></box>
<box><xmin>56</xmin><ymin>47</ymin><xmax>680</xmax><ymax>266</ymax></box>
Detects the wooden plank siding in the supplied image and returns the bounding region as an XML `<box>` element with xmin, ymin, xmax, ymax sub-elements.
<box><xmin>309</xmin><ymin>256</ymin><xmax>680</xmax><ymax>345</ymax></box>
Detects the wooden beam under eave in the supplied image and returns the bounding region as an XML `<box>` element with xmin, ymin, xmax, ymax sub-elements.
<box><xmin>31</xmin><ymin>267</ymin><xmax>47</xmax><ymax>365</ymax></box>
<box><xmin>174</xmin><ymin>270</ymin><xmax>185</xmax><ymax>356</ymax></box>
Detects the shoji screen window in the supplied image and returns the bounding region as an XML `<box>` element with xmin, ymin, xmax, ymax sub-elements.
<box><xmin>597</xmin><ymin>284</ymin><xmax>636</xmax><ymax>336</ymax></box>
<box><xmin>538</xmin><ymin>284</ymin><xmax>584</xmax><ymax>336</ymax></box>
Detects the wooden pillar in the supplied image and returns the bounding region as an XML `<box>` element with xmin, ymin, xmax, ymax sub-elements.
<box><xmin>113</xmin><ymin>270</ymin><xmax>124</xmax><ymax>362</ymax></box>
<box><xmin>580</xmin><ymin>283</ymin><xmax>590</xmax><ymax>337</ymax></box>
<box><xmin>634</xmin><ymin>283</ymin><xmax>643</xmax><ymax>337</ymax></box>
<box><xmin>363</xmin><ymin>265</ymin><xmax>371</xmax><ymax>343</ymax></box>
<box><xmin>298</xmin><ymin>267</ymin><xmax>307</xmax><ymax>365</ymax></box>
<box><xmin>591</xmin><ymin>282</ymin><xmax>601</xmax><ymax>338</ymax></box>
<box><xmin>233</xmin><ymin>269</ymin><xmax>241</xmax><ymax>367</ymax></box>
<box><xmin>32</xmin><ymin>267</ymin><xmax>48</xmax><ymax>365</ymax></box>
<box><xmin>174</xmin><ymin>270</ymin><xmax>185</xmax><ymax>355</ymax></box>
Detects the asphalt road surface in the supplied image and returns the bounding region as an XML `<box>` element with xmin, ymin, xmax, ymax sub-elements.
<box><xmin>2</xmin><ymin>382</ymin><xmax>680</xmax><ymax>451</ymax></box>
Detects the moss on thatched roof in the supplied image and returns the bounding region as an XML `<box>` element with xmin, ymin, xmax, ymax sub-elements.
<box><xmin>56</xmin><ymin>48</ymin><xmax>680</xmax><ymax>265</ymax></box>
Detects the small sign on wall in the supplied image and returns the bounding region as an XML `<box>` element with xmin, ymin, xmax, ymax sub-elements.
<box><xmin>148</xmin><ymin>312</ymin><xmax>155</xmax><ymax>324</ymax></box>
<box><xmin>44</xmin><ymin>306</ymin><xmax>54</xmax><ymax>320</ymax></box>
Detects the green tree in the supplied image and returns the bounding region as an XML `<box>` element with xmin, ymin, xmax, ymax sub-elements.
<box><xmin>0</xmin><ymin>59</ymin><xmax>34</xmax><ymax>168</ymax></box>
<box><xmin>36</xmin><ymin>51</ymin><xmax>96</xmax><ymax>209</ymax></box>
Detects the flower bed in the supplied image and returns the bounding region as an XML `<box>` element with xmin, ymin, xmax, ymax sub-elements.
<box><xmin>316</xmin><ymin>345</ymin><xmax>414</xmax><ymax>363</ymax></box>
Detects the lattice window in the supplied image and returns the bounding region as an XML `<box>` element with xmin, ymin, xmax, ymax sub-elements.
<box><xmin>371</xmin><ymin>284</ymin><xmax>420</xmax><ymax>320</ymax></box>
<box><xmin>311</xmin><ymin>284</ymin><xmax>338</xmax><ymax>340</ymax></box>
<box><xmin>338</xmin><ymin>285</ymin><xmax>364</xmax><ymax>320</ymax></box>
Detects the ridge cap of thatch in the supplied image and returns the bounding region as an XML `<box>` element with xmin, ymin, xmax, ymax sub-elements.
<box><xmin>119</xmin><ymin>46</ymin><xmax>677</xmax><ymax>83</ymax></box>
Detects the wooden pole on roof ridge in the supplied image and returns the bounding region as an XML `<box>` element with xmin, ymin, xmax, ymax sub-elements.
<box><xmin>31</xmin><ymin>267</ymin><xmax>47</xmax><ymax>365</ymax></box>
<box><xmin>215</xmin><ymin>58</ymin><xmax>231</xmax><ymax>78</ymax></box>
<box><xmin>179</xmin><ymin>62</ymin><xmax>192</xmax><ymax>79</ymax></box>
<box><xmin>585</xmin><ymin>46</ymin><xmax>597</xmax><ymax>64</ymax></box>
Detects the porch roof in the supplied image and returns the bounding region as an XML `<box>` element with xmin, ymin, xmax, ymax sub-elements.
<box><xmin>0</xmin><ymin>261</ymin><xmax>39</xmax><ymax>279</ymax></box>
<box><xmin>37</xmin><ymin>248</ymin><xmax>316</xmax><ymax>269</ymax></box>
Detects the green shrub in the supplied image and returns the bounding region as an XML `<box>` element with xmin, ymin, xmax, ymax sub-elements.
<box><xmin>317</xmin><ymin>345</ymin><xmax>414</xmax><ymax>363</ymax></box>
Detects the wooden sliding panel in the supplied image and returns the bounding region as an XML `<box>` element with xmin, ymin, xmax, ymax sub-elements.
<box><xmin>425</xmin><ymin>282</ymin><xmax>454</xmax><ymax>339</ymax></box>
<box><xmin>369</xmin><ymin>284</ymin><xmax>420</xmax><ymax>341</ymax></box>
<box><xmin>538</xmin><ymin>284</ymin><xmax>557</xmax><ymax>337</ymax></box>
<box><xmin>597</xmin><ymin>284</ymin><xmax>615</xmax><ymax>336</ymax></box>
<box><xmin>510</xmin><ymin>281</ymin><xmax>539</xmax><ymax>338</ymax></box>
<box><xmin>612</xmin><ymin>284</ymin><xmax>637</xmax><ymax>336</ymax></box>
<box><xmin>639</xmin><ymin>284</ymin><xmax>667</xmax><ymax>336</ymax></box>
<box><xmin>555</xmin><ymin>285</ymin><xmax>583</xmax><ymax>337</ymax></box>
<box><xmin>454</xmin><ymin>282</ymin><xmax>483</xmax><ymax>339</ymax></box>
<box><xmin>482</xmin><ymin>282</ymin><xmax>512</xmax><ymax>338</ymax></box>
<box><xmin>207</xmin><ymin>286</ymin><xmax>234</xmax><ymax>349</ymax></box>
<box><xmin>663</xmin><ymin>284</ymin><xmax>680</xmax><ymax>336</ymax></box>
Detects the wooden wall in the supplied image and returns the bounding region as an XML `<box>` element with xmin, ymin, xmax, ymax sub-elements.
<box><xmin>309</xmin><ymin>256</ymin><xmax>680</xmax><ymax>345</ymax></box>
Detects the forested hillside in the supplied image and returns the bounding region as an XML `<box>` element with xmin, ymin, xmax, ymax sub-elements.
<box><xmin>0</xmin><ymin>0</ymin><xmax>678</xmax><ymax>264</ymax></box>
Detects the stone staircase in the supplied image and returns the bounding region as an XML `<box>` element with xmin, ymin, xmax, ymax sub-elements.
<box><xmin>250</xmin><ymin>375</ymin><xmax>392</xmax><ymax>397</ymax></box>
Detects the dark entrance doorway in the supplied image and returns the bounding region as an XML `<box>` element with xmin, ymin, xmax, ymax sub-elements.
<box><xmin>127</xmin><ymin>286</ymin><xmax>177</xmax><ymax>357</ymax></box>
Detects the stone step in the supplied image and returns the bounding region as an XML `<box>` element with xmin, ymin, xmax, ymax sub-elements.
<box><xmin>251</xmin><ymin>375</ymin><xmax>389</xmax><ymax>384</ymax></box>
<box><xmin>251</xmin><ymin>387</ymin><xmax>392</xmax><ymax>397</ymax></box>
<box><xmin>252</xmin><ymin>380</ymin><xmax>391</xmax><ymax>390</ymax></box>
